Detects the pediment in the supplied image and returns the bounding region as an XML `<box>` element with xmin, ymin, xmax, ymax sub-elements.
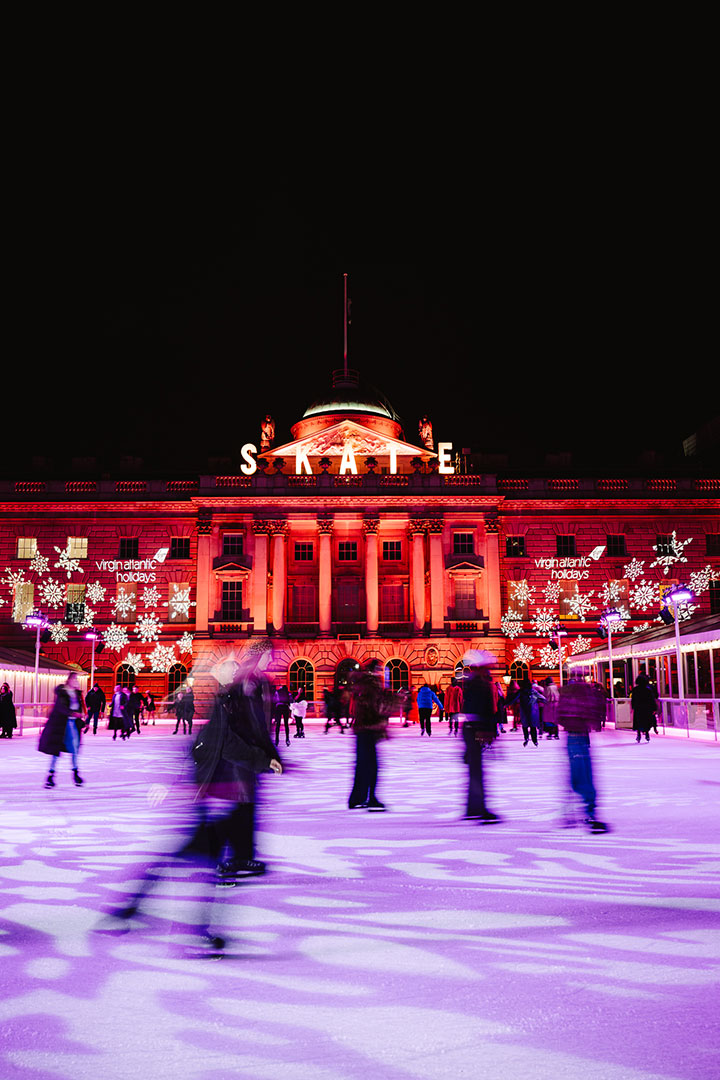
<box><xmin>445</xmin><ymin>555</ymin><xmax>485</xmax><ymax>576</ymax></box>
<box><xmin>265</xmin><ymin>419</ymin><xmax>435</xmax><ymax>461</ymax></box>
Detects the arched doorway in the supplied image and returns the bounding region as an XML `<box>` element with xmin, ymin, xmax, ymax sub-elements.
<box><xmin>335</xmin><ymin>657</ymin><xmax>361</xmax><ymax>690</ymax></box>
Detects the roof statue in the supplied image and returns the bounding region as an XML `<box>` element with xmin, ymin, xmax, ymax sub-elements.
<box><xmin>419</xmin><ymin>416</ymin><xmax>434</xmax><ymax>451</ymax></box>
<box><xmin>260</xmin><ymin>415</ymin><xmax>275</xmax><ymax>452</ymax></box>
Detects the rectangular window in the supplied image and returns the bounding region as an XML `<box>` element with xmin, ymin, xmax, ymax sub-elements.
<box><xmin>119</xmin><ymin>538</ymin><xmax>139</xmax><ymax>559</ymax></box>
<box><xmin>66</xmin><ymin>584</ymin><xmax>87</xmax><ymax>625</ymax></box>
<box><xmin>454</xmin><ymin>578</ymin><xmax>476</xmax><ymax>619</ymax></box>
<box><xmin>67</xmin><ymin>537</ymin><xmax>88</xmax><ymax>559</ymax></box>
<box><xmin>16</xmin><ymin>538</ymin><xmax>38</xmax><ymax>559</ymax></box>
<box><xmin>221</xmin><ymin>581</ymin><xmax>243</xmax><ymax>620</ymax></box>
<box><xmin>170</xmin><ymin>537</ymin><xmax>191</xmax><ymax>560</ymax></box>
<box><xmin>222</xmin><ymin>534</ymin><xmax>244</xmax><ymax>556</ymax></box>
<box><xmin>506</xmin><ymin>536</ymin><xmax>526</xmax><ymax>558</ymax></box>
<box><xmin>556</xmin><ymin>536</ymin><xmax>577</xmax><ymax>557</ymax></box>
<box><xmin>710</xmin><ymin>581</ymin><xmax>720</xmax><ymax>615</ymax></box>
<box><xmin>291</xmin><ymin>583</ymin><xmax>316</xmax><ymax>621</ymax></box>
<box><xmin>453</xmin><ymin>532</ymin><xmax>474</xmax><ymax>555</ymax></box>
<box><xmin>13</xmin><ymin>581</ymin><xmax>35</xmax><ymax>623</ymax></box>
<box><xmin>167</xmin><ymin>581</ymin><xmax>193</xmax><ymax>623</ymax></box>
<box><xmin>338</xmin><ymin>541</ymin><xmax>358</xmax><ymax>561</ymax></box>
<box><xmin>113</xmin><ymin>582</ymin><xmax>137</xmax><ymax>623</ymax></box>
<box><xmin>336</xmin><ymin>580</ymin><xmax>360</xmax><ymax>619</ymax></box>
<box><xmin>606</xmin><ymin>535</ymin><xmax>627</xmax><ymax>557</ymax></box>
<box><xmin>382</xmin><ymin>540</ymin><xmax>402</xmax><ymax>561</ymax></box>
<box><xmin>655</xmin><ymin>534</ymin><xmax>674</xmax><ymax>556</ymax></box>
<box><xmin>294</xmin><ymin>542</ymin><xmax>314</xmax><ymax>562</ymax></box>
<box><xmin>380</xmin><ymin>583</ymin><xmax>405</xmax><ymax>621</ymax></box>
<box><xmin>706</xmin><ymin>534</ymin><xmax>720</xmax><ymax>556</ymax></box>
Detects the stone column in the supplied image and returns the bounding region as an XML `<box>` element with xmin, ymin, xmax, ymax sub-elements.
<box><xmin>252</xmin><ymin>519</ymin><xmax>271</xmax><ymax>634</ymax></box>
<box><xmin>427</xmin><ymin>518</ymin><xmax>445</xmax><ymax>632</ymax></box>
<box><xmin>484</xmin><ymin>514</ymin><xmax>502</xmax><ymax>629</ymax></box>
<box><xmin>317</xmin><ymin>518</ymin><xmax>333</xmax><ymax>636</ymax></box>
<box><xmin>364</xmin><ymin>517</ymin><xmax>379</xmax><ymax>636</ymax></box>
<box><xmin>270</xmin><ymin>520</ymin><xmax>287</xmax><ymax>634</ymax></box>
<box><xmin>195</xmin><ymin>510</ymin><xmax>213</xmax><ymax>632</ymax></box>
<box><xmin>408</xmin><ymin>520</ymin><xmax>426</xmax><ymax>633</ymax></box>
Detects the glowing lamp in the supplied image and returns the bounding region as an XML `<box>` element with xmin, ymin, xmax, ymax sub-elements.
<box><xmin>601</xmin><ymin>608</ymin><xmax>622</xmax><ymax>625</ymax></box>
<box><xmin>664</xmin><ymin>584</ymin><xmax>693</xmax><ymax>605</ymax></box>
<box><xmin>24</xmin><ymin>612</ymin><xmax>49</xmax><ymax>630</ymax></box>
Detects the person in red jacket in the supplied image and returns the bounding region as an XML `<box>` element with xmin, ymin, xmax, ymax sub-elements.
<box><xmin>444</xmin><ymin>677</ymin><xmax>463</xmax><ymax>737</ymax></box>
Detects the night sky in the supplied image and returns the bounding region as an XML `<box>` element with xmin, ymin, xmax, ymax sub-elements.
<box><xmin>7</xmin><ymin>182</ymin><xmax>716</xmax><ymax>478</ymax></box>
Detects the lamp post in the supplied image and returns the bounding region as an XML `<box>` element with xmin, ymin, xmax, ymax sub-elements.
<box><xmin>23</xmin><ymin>610</ymin><xmax>49</xmax><ymax>706</ymax></box>
<box><xmin>600</xmin><ymin>609</ymin><xmax>623</xmax><ymax>702</ymax></box>
<box><xmin>663</xmin><ymin>584</ymin><xmax>693</xmax><ymax>702</ymax></box>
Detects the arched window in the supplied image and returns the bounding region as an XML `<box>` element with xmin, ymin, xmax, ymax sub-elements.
<box><xmin>335</xmin><ymin>657</ymin><xmax>361</xmax><ymax>689</ymax></box>
<box><xmin>509</xmin><ymin>660</ymin><xmax>529</xmax><ymax>682</ymax></box>
<box><xmin>116</xmin><ymin>663</ymin><xmax>136</xmax><ymax>688</ymax></box>
<box><xmin>168</xmin><ymin>663</ymin><xmax>188</xmax><ymax>697</ymax></box>
<box><xmin>385</xmin><ymin>658</ymin><xmax>409</xmax><ymax>693</ymax></box>
<box><xmin>454</xmin><ymin>659</ymin><xmax>465</xmax><ymax>681</ymax></box>
<box><xmin>289</xmin><ymin>658</ymin><xmax>314</xmax><ymax>701</ymax></box>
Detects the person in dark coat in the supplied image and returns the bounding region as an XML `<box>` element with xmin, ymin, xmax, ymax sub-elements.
<box><xmin>100</xmin><ymin>639</ymin><xmax>282</xmax><ymax>952</ymax></box>
<box><xmin>323</xmin><ymin>687</ymin><xmax>345</xmax><ymax>733</ymax></box>
<box><xmin>143</xmin><ymin>691</ymin><xmax>157</xmax><ymax>725</ymax></box>
<box><xmin>461</xmin><ymin>650</ymin><xmax>501</xmax><ymax>822</ymax></box>
<box><xmin>173</xmin><ymin>687</ymin><xmax>195</xmax><ymax>735</ymax></box>
<box><xmin>273</xmin><ymin>685</ymin><xmax>292</xmax><ymax>747</ymax></box>
<box><xmin>631</xmin><ymin>674</ymin><xmax>658</xmax><ymax>743</ymax></box>
<box><xmin>557</xmin><ymin>675</ymin><xmax>609</xmax><ymax>833</ymax></box>
<box><xmin>347</xmin><ymin>659</ymin><xmax>397</xmax><ymax>811</ymax></box>
<box><xmin>38</xmin><ymin>673</ymin><xmax>86</xmax><ymax>787</ymax></box>
<box><xmin>507</xmin><ymin>677</ymin><xmax>545</xmax><ymax>746</ymax></box>
<box><xmin>108</xmin><ymin>684</ymin><xmax>130</xmax><ymax>740</ymax></box>
<box><xmin>0</xmin><ymin>683</ymin><xmax>17</xmax><ymax>738</ymax></box>
<box><xmin>128</xmin><ymin>686</ymin><xmax>144</xmax><ymax>734</ymax></box>
<box><xmin>84</xmin><ymin>683</ymin><xmax>106</xmax><ymax>734</ymax></box>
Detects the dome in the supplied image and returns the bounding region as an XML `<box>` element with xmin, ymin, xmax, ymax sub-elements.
<box><xmin>302</xmin><ymin>370</ymin><xmax>400</xmax><ymax>423</ymax></box>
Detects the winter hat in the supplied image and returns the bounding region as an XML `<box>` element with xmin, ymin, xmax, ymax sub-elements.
<box><xmin>462</xmin><ymin>649</ymin><xmax>496</xmax><ymax>668</ymax></box>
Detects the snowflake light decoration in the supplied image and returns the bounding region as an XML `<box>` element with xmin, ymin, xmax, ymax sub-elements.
<box><xmin>539</xmin><ymin>644</ymin><xmax>562</xmax><ymax>668</ymax></box>
<box><xmin>599</xmin><ymin>579</ymin><xmax>624</xmax><ymax>606</ymax></box>
<box><xmin>164</xmin><ymin>586</ymin><xmax>196</xmax><ymax>621</ymax></box>
<box><xmin>629</xmin><ymin>579</ymin><xmax>660</xmax><ymax>612</ymax></box>
<box><xmin>533</xmin><ymin>608</ymin><xmax>556</xmax><ymax>636</ymax></box>
<box><xmin>571</xmin><ymin>635</ymin><xmax>592</xmax><ymax>654</ymax></box>
<box><xmin>86</xmin><ymin>581</ymin><xmax>107</xmax><ymax>603</ymax></box>
<box><xmin>29</xmin><ymin>553</ymin><xmax>50</xmax><ymax>575</ymax></box>
<box><xmin>2</xmin><ymin>568</ymin><xmax>26</xmax><ymax>591</ymax></box>
<box><xmin>148</xmin><ymin>643</ymin><xmax>177</xmax><ymax>673</ymax></box>
<box><xmin>112</xmin><ymin>587</ymin><xmax>137</xmax><ymax>619</ymax></box>
<box><xmin>49</xmin><ymin>623</ymin><xmax>70</xmax><ymax>644</ymax></box>
<box><xmin>39</xmin><ymin>577</ymin><xmax>65</xmax><ymax>609</ymax></box>
<box><xmin>136</xmin><ymin>612</ymin><xmax>163</xmax><ymax>643</ymax></box>
<box><xmin>103</xmin><ymin>623</ymin><xmax>130</xmax><ymax>652</ymax></box>
<box><xmin>177</xmin><ymin>632</ymin><xmax>194</xmax><ymax>653</ymax></box>
<box><xmin>509</xmin><ymin>580</ymin><xmax>534</xmax><ymax>606</ymax></box>
<box><xmin>501</xmin><ymin>610</ymin><xmax>524</xmax><ymax>638</ymax></box>
<box><xmin>688</xmin><ymin>565</ymin><xmax>717</xmax><ymax>595</ymax></box>
<box><xmin>141</xmin><ymin>585</ymin><xmax>162</xmax><ymax>608</ymax></box>
<box><xmin>650</xmin><ymin>531</ymin><xmax>693</xmax><ymax>576</ymax></box>
<box><xmin>564</xmin><ymin>588</ymin><xmax>597</xmax><ymax>620</ymax></box>
<box><xmin>125</xmin><ymin>652</ymin><xmax>145</xmax><ymax>673</ymax></box>
<box><xmin>54</xmin><ymin>545</ymin><xmax>83</xmax><ymax>578</ymax></box>
<box><xmin>513</xmin><ymin>643</ymin><xmax>535</xmax><ymax>664</ymax></box>
<box><xmin>543</xmin><ymin>580</ymin><xmax>561</xmax><ymax>603</ymax></box>
<box><xmin>623</xmin><ymin>558</ymin><xmax>645</xmax><ymax>581</ymax></box>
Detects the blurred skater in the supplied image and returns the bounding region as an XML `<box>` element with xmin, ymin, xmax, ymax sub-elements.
<box><xmin>39</xmin><ymin>673</ymin><xmax>86</xmax><ymax>787</ymax></box>
<box><xmin>291</xmin><ymin>690</ymin><xmax>307</xmax><ymax>738</ymax></box>
<box><xmin>507</xmin><ymin>677</ymin><xmax>545</xmax><ymax>746</ymax></box>
<box><xmin>444</xmin><ymin>677</ymin><xmax>463</xmax><ymax>736</ymax></box>
<box><xmin>416</xmin><ymin>683</ymin><xmax>443</xmax><ymax>737</ymax></box>
<box><xmin>323</xmin><ymin>687</ymin><xmax>345</xmax><ymax>733</ymax></box>
<box><xmin>631</xmin><ymin>674</ymin><xmax>657</xmax><ymax>743</ymax></box>
<box><xmin>557</xmin><ymin>674</ymin><xmax>609</xmax><ymax>833</ymax></box>
<box><xmin>84</xmin><ymin>683</ymin><xmax>106</xmax><ymax>735</ymax></box>
<box><xmin>273</xmin><ymin>685</ymin><xmax>292</xmax><ymax>747</ymax></box>
<box><xmin>101</xmin><ymin>638</ymin><xmax>283</xmax><ymax>950</ymax></box>
<box><xmin>348</xmin><ymin>659</ymin><xmax>396</xmax><ymax>810</ymax></box>
<box><xmin>461</xmin><ymin>651</ymin><xmax>501</xmax><ymax>822</ymax></box>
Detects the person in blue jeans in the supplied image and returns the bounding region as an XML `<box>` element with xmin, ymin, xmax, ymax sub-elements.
<box><xmin>557</xmin><ymin>675</ymin><xmax>610</xmax><ymax>833</ymax></box>
<box><xmin>416</xmin><ymin>683</ymin><xmax>443</xmax><ymax>737</ymax></box>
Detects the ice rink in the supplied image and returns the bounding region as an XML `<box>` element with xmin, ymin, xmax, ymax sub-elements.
<box><xmin>0</xmin><ymin>719</ymin><xmax>718</xmax><ymax>1080</ymax></box>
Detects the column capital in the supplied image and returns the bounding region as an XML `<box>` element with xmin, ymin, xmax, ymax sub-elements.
<box><xmin>269</xmin><ymin>519</ymin><xmax>288</xmax><ymax>537</ymax></box>
<box><xmin>426</xmin><ymin>519</ymin><xmax>445</xmax><ymax>534</ymax></box>
<box><xmin>317</xmin><ymin>517</ymin><xmax>334</xmax><ymax>535</ymax></box>
<box><xmin>252</xmin><ymin>518</ymin><xmax>273</xmax><ymax>535</ymax></box>
<box><xmin>196</xmin><ymin>509</ymin><xmax>213</xmax><ymax>535</ymax></box>
<box><xmin>484</xmin><ymin>514</ymin><xmax>500</xmax><ymax>534</ymax></box>
<box><xmin>407</xmin><ymin>519</ymin><xmax>426</xmax><ymax>538</ymax></box>
<box><xmin>362</xmin><ymin>517</ymin><xmax>380</xmax><ymax>535</ymax></box>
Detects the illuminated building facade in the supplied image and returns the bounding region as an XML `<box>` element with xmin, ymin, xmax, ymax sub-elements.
<box><xmin>0</xmin><ymin>370</ymin><xmax>718</xmax><ymax>715</ymax></box>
